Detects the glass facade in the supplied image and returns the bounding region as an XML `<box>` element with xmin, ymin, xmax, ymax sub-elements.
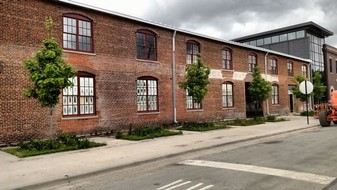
<box><xmin>307</xmin><ymin>33</ymin><xmax>324</xmax><ymax>71</ymax></box>
<box><xmin>245</xmin><ymin>30</ymin><xmax>306</xmax><ymax>47</ymax></box>
<box><xmin>243</xmin><ymin>30</ymin><xmax>325</xmax><ymax>72</ymax></box>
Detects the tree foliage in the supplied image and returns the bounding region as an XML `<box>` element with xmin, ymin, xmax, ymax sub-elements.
<box><xmin>292</xmin><ymin>75</ymin><xmax>310</xmax><ymax>102</ymax></box>
<box><xmin>312</xmin><ymin>71</ymin><xmax>326</xmax><ymax>103</ymax></box>
<box><xmin>248</xmin><ymin>67</ymin><xmax>272</xmax><ymax>103</ymax></box>
<box><xmin>179</xmin><ymin>54</ymin><xmax>210</xmax><ymax>104</ymax></box>
<box><xmin>24</xmin><ymin>17</ymin><xmax>76</xmax><ymax>108</ymax></box>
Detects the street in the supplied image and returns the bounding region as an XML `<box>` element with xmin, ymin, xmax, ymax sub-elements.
<box><xmin>43</xmin><ymin>126</ymin><xmax>337</xmax><ymax>190</ymax></box>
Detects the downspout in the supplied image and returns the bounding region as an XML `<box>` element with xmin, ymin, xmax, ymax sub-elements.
<box><xmin>172</xmin><ymin>30</ymin><xmax>178</xmax><ymax>123</ymax></box>
<box><xmin>264</xmin><ymin>51</ymin><xmax>270</xmax><ymax>115</ymax></box>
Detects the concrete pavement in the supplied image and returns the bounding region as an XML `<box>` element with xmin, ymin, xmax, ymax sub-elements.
<box><xmin>0</xmin><ymin>116</ymin><xmax>320</xmax><ymax>190</ymax></box>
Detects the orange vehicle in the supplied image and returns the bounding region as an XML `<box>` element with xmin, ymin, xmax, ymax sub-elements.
<box><xmin>319</xmin><ymin>90</ymin><xmax>337</xmax><ymax>127</ymax></box>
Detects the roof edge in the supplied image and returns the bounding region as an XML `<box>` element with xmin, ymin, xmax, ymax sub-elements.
<box><xmin>55</xmin><ymin>0</ymin><xmax>311</xmax><ymax>63</ymax></box>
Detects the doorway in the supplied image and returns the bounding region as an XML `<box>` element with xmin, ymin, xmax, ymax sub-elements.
<box><xmin>245</xmin><ymin>82</ymin><xmax>263</xmax><ymax>117</ymax></box>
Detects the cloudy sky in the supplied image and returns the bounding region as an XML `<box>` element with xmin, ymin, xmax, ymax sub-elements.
<box><xmin>75</xmin><ymin>0</ymin><xmax>337</xmax><ymax>46</ymax></box>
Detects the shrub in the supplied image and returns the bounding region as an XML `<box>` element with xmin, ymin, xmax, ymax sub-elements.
<box><xmin>300</xmin><ymin>110</ymin><xmax>314</xmax><ymax>116</ymax></box>
<box><xmin>117</xmin><ymin>125</ymin><xmax>182</xmax><ymax>141</ymax></box>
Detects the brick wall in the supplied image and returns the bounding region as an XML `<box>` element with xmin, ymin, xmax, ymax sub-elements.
<box><xmin>0</xmin><ymin>0</ymin><xmax>307</xmax><ymax>144</ymax></box>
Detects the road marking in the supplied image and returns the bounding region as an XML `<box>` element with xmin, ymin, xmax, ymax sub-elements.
<box><xmin>157</xmin><ymin>180</ymin><xmax>214</xmax><ymax>190</ymax></box>
<box><xmin>186</xmin><ymin>183</ymin><xmax>203</xmax><ymax>190</ymax></box>
<box><xmin>157</xmin><ymin>180</ymin><xmax>184</xmax><ymax>190</ymax></box>
<box><xmin>179</xmin><ymin>160</ymin><xmax>336</xmax><ymax>185</ymax></box>
<box><xmin>199</xmin><ymin>185</ymin><xmax>214</xmax><ymax>190</ymax></box>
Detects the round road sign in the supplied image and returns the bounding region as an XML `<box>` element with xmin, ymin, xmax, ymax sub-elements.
<box><xmin>299</xmin><ymin>81</ymin><xmax>313</xmax><ymax>94</ymax></box>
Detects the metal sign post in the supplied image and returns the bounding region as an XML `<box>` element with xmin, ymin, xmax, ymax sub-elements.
<box><xmin>299</xmin><ymin>81</ymin><xmax>314</xmax><ymax>125</ymax></box>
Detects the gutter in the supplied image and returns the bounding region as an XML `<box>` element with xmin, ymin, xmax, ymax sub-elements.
<box><xmin>264</xmin><ymin>52</ymin><xmax>270</xmax><ymax>115</ymax></box>
<box><xmin>172</xmin><ymin>30</ymin><xmax>177</xmax><ymax>123</ymax></box>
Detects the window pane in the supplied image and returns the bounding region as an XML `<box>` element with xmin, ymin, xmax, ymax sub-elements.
<box><xmin>296</xmin><ymin>30</ymin><xmax>305</xmax><ymax>38</ymax></box>
<box><xmin>288</xmin><ymin>32</ymin><xmax>295</xmax><ymax>40</ymax></box>
<box><xmin>257</xmin><ymin>39</ymin><xmax>263</xmax><ymax>46</ymax></box>
<box><xmin>264</xmin><ymin>37</ymin><xmax>271</xmax><ymax>45</ymax></box>
<box><xmin>280</xmin><ymin>34</ymin><xmax>287</xmax><ymax>42</ymax></box>
<box><xmin>272</xmin><ymin>36</ymin><xmax>279</xmax><ymax>43</ymax></box>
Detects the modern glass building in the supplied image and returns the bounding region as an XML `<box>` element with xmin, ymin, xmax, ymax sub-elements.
<box><xmin>232</xmin><ymin>22</ymin><xmax>333</xmax><ymax>72</ymax></box>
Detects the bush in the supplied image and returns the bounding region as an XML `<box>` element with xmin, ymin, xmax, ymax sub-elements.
<box><xmin>228</xmin><ymin>117</ymin><xmax>265</xmax><ymax>126</ymax></box>
<box><xmin>8</xmin><ymin>133</ymin><xmax>107</xmax><ymax>157</ymax></box>
<box><xmin>117</xmin><ymin>125</ymin><xmax>182</xmax><ymax>141</ymax></box>
<box><xmin>300</xmin><ymin>110</ymin><xmax>314</xmax><ymax>116</ymax></box>
<box><xmin>178</xmin><ymin>122</ymin><xmax>228</xmax><ymax>131</ymax></box>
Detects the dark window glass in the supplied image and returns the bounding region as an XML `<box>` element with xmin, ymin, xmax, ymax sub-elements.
<box><xmin>287</xmin><ymin>62</ymin><xmax>293</xmax><ymax>76</ymax></box>
<box><xmin>63</xmin><ymin>15</ymin><xmax>92</xmax><ymax>52</ymax></box>
<box><xmin>186</xmin><ymin>41</ymin><xmax>200</xmax><ymax>64</ymax></box>
<box><xmin>136</xmin><ymin>30</ymin><xmax>157</xmax><ymax>61</ymax></box>
<box><xmin>222</xmin><ymin>82</ymin><xmax>234</xmax><ymax>108</ymax></box>
<box><xmin>272</xmin><ymin>84</ymin><xmax>279</xmax><ymax>105</ymax></box>
<box><xmin>248</xmin><ymin>54</ymin><xmax>257</xmax><ymax>72</ymax></box>
<box><xmin>270</xmin><ymin>58</ymin><xmax>278</xmax><ymax>75</ymax></box>
<box><xmin>222</xmin><ymin>48</ymin><xmax>232</xmax><ymax>70</ymax></box>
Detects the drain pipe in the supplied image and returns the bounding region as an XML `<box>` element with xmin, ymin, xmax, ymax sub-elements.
<box><xmin>264</xmin><ymin>51</ymin><xmax>270</xmax><ymax>115</ymax></box>
<box><xmin>172</xmin><ymin>30</ymin><xmax>178</xmax><ymax>123</ymax></box>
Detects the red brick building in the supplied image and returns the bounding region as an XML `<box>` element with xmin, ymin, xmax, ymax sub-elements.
<box><xmin>0</xmin><ymin>0</ymin><xmax>310</xmax><ymax>144</ymax></box>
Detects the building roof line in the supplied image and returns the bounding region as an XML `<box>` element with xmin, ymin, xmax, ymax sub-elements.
<box><xmin>232</xmin><ymin>21</ymin><xmax>334</xmax><ymax>41</ymax></box>
<box><xmin>56</xmin><ymin>0</ymin><xmax>311</xmax><ymax>63</ymax></box>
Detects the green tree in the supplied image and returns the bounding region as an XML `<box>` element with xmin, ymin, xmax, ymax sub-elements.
<box><xmin>312</xmin><ymin>71</ymin><xmax>326</xmax><ymax>104</ymax></box>
<box><xmin>248</xmin><ymin>67</ymin><xmax>272</xmax><ymax>112</ymax></box>
<box><xmin>292</xmin><ymin>75</ymin><xmax>311</xmax><ymax>102</ymax></box>
<box><xmin>24</xmin><ymin>17</ymin><xmax>76</xmax><ymax>137</ymax></box>
<box><xmin>179</xmin><ymin>54</ymin><xmax>210</xmax><ymax>104</ymax></box>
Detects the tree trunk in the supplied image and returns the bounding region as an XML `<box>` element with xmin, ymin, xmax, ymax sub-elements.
<box><xmin>49</xmin><ymin>107</ymin><xmax>54</xmax><ymax>139</ymax></box>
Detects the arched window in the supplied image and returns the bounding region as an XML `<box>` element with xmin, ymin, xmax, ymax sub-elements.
<box><xmin>271</xmin><ymin>84</ymin><xmax>279</xmax><ymax>105</ymax></box>
<box><xmin>137</xmin><ymin>77</ymin><xmax>158</xmax><ymax>112</ymax></box>
<box><xmin>186</xmin><ymin>40</ymin><xmax>200</xmax><ymax>64</ymax></box>
<box><xmin>63</xmin><ymin>14</ymin><xmax>93</xmax><ymax>52</ymax></box>
<box><xmin>136</xmin><ymin>29</ymin><xmax>157</xmax><ymax>61</ymax></box>
<box><xmin>186</xmin><ymin>90</ymin><xmax>201</xmax><ymax>110</ymax></box>
<box><xmin>302</xmin><ymin>65</ymin><xmax>308</xmax><ymax>78</ymax></box>
<box><xmin>222</xmin><ymin>82</ymin><xmax>234</xmax><ymax>108</ymax></box>
<box><xmin>287</xmin><ymin>61</ymin><xmax>294</xmax><ymax>76</ymax></box>
<box><xmin>270</xmin><ymin>57</ymin><xmax>278</xmax><ymax>75</ymax></box>
<box><xmin>63</xmin><ymin>72</ymin><xmax>95</xmax><ymax>116</ymax></box>
<box><xmin>222</xmin><ymin>48</ymin><xmax>232</xmax><ymax>70</ymax></box>
<box><xmin>248</xmin><ymin>53</ymin><xmax>257</xmax><ymax>72</ymax></box>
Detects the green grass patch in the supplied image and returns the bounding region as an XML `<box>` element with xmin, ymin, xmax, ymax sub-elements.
<box><xmin>178</xmin><ymin>122</ymin><xmax>229</xmax><ymax>131</ymax></box>
<box><xmin>2</xmin><ymin>134</ymin><xmax>106</xmax><ymax>158</ymax></box>
<box><xmin>226</xmin><ymin>117</ymin><xmax>266</xmax><ymax>126</ymax></box>
<box><xmin>116</xmin><ymin>126</ymin><xmax>182</xmax><ymax>141</ymax></box>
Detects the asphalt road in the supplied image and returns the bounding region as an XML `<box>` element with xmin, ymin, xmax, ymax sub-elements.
<box><xmin>44</xmin><ymin>126</ymin><xmax>337</xmax><ymax>190</ymax></box>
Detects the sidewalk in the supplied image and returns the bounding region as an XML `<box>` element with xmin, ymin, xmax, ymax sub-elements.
<box><xmin>0</xmin><ymin>116</ymin><xmax>319</xmax><ymax>190</ymax></box>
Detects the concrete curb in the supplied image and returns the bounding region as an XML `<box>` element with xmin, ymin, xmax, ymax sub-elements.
<box><xmin>20</xmin><ymin>124</ymin><xmax>319</xmax><ymax>190</ymax></box>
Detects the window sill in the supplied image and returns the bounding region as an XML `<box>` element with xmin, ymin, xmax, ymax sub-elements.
<box><xmin>187</xmin><ymin>109</ymin><xmax>203</xmax><ymax>112</ymax></box>
<box><xmin>137</xmin><ymin>111</ymin><xmax>160</xmax><ymax>115</ymax></box>
<box><xmin>63</xmin><ymin>49</ymin><xmax>97</xmax><ymax>56</ymax></box>
<box><xmin>62</xmin><ymin>115</ymin><xmax>98</xmax><ymax>120</ymax></box>
<box><xmin>222</xmin><ymin>69</ymin><xmax>234</xmax><ymax>72</ymax></box>
<box><xmin>136</xmin><ymin>59</ymin><xmax>160</xmax><ymax>64</ymax></box>
<box><xmin>223</xmin><ymin>107</ymin><xmax>235</xmax><ymax>110</ymax></box>
<box><xmin>271</xmin><ymin>104</ymin><xmax>280</xmax><ymax>106</ymax></box>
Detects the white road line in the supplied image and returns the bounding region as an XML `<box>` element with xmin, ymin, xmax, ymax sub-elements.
<box><xmin>164</xmin><ymin>181</ymin><xmax>192</xmax><ymax>190</ymax></box>
<box><xmin>186</xmin><ymin>183</ymin><xmax>203</xmax><ymax>190</ymax></box>
<box><xmin>179</xmin><ymin>160</ymin><xmax>336</xmax><ymax>185</ymax></box>
<box><xmin>157</xmin><ymin>180</ymin><xmax>183</xmax><ymax>190</ymax></box>
<box><xmin>199</xmin><ymin>185</ymin><xmax>214</xmax><ymax>190</ymax></box>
